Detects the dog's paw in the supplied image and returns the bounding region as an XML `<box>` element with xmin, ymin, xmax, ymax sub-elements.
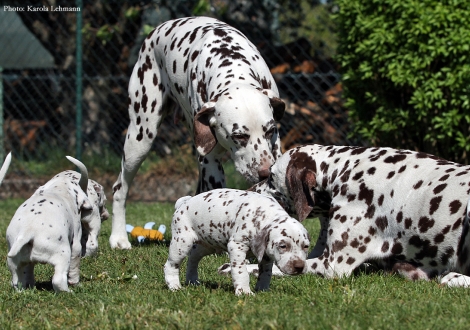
<box><xmin>440</xmin><ymin>272</ymin><xmax>470</xmax><ymax>288</ymax></box>
<box><xmin>185</xmin><ymin>278</ymin><xmax>201</xmax><ymax>286</ymax></box>
<box><xmin>68</xmin><ymin>279</ymin><xmax>80</xmax><ymax>286</ymax></box>
<box><xmin>109</xmin><ymin>235</ymin><xmax>132</xmax><ymax>250</ymax></box>
<box><xmin>167</xmin><ymin>282</ymin><xmax>183</xmax><ymax>291</ymax></box>
<box><xmin>234</xmin><ymin>287</ymin><xmax>254</xmax><ymax>296</ymax></box>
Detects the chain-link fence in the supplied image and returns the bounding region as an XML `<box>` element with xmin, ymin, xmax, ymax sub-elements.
<box><xmin>0</xmin><ymin>0</ymin><xmax>358</xmax><ymax>180</ymax></box>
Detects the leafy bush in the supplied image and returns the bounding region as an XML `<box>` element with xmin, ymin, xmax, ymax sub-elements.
<box><xmin>335</xmin><ymin>0</ymin><xmax>470</xmax><ymax>162</ymax></box>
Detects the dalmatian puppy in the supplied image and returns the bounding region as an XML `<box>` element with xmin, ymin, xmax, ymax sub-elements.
<box><xmin>59</xmin><ymin>175</ymin><xmax>109</xmax><ymax>257</ymax></box>
<box><xmin>0</xmin><ymin>152</ymin><xmax>11</xmax><ymax>185</ymax></box>
<box><xmin>6</xmin><ymin>156</ymin><xmax>109</xmax><ymax>292</ymax></box>
<box><xmin>111</xmin><ymin>16</ymin><xmax>285</xmax><ymax>250</ymax></box>
<box><xmin>164</xmin><ymin>189</ymin><xmax>310</xmax><ymax>295</ymax></box>
<box><xmin>229</xmin><ymin>144</ymin><xmax>470</xmax><ymax>287</ymax></box>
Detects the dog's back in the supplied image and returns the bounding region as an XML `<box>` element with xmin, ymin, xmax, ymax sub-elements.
<box><xmin>173</xmin><ymin>189</ymin><xmax>287</xmax><ymax>245</ymax></box>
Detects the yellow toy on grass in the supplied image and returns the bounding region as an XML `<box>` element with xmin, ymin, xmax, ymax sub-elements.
<box><xmin>126</xmin><ymin>222</ymin><xmax>166</xmax><ymax>243</ymax></box>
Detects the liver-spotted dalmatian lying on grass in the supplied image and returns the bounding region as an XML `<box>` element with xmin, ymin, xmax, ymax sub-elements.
<box><xmin>221</xmin><ymin>144</ymin><xmax>470</xmax><ymax>287</ymax></box>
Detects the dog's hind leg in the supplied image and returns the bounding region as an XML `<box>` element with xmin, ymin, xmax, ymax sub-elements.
<box><xmin>68</xmin><ymin>232</ymin><xmax>83</xmax><ymax>286</ymax></box>
<box><xmin>7</xmin><ymin>259</ymin><xmax>35</xmax><ymax>290</ymax></box>
<box><xmin>51</xmin><ymin>253</ymin><xmax>71</xmax><ymax>292</ymax></box>
<box><xmin>164</xmin><ymin>234</ymin><xmax>196</xmax><ymax>291</ymax></box>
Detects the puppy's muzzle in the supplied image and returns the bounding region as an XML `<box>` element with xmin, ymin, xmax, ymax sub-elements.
<box><xmin>292</xmin><ymin>259</ymin><xmax>306</xmax><ymax>275</ymax></box>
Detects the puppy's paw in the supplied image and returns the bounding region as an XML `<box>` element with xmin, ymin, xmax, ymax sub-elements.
<box><xmin>234</xmin><ymin>287</ymin><xmax>254</xmax><ymax>296</ymax></box>
<box><xmin>167</xmin><ymin>282</ymin><xmax>183</xmax><ymax>291</ymax></box>
<box><xmin>68</xmin><ymin>279</ymin><xmax>80</xmax><ymax>286</ymax></box>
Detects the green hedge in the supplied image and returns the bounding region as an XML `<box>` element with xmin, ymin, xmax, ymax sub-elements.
<box><xmin>335</xmin><ymin>0</ymin><xmax>470</xmax><ymax>162</ymax></box>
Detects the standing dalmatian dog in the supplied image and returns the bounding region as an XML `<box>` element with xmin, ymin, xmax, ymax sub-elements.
<box><xmin>241</xmin><ymin>144</ymin><xmax>470</xmax><ymax>287</ymax></box>
<box><xmin>111</xmin><ymin>16</ymin><xmax>285</xmax><ymax>249</ymax></box>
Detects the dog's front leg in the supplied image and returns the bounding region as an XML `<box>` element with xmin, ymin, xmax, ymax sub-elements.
<box><xmin>196</xmin><ymin>150</ymin><xmax>226</xmax><ymax>194</ymax></box>
<box><xmin>305</xmin><ymin>246</ymin><xmax>366</xmax><ymax>278</ymax></box>
<box><xmin>254</xmin><ymin>257</ymin><xmax>274</xmax><ymax>292</ymax></box>
<box><xmin>111</xmin><ymin>124</ymin><xmax>153</xmax><ymax>250</ymax></box>
<box><xmin>308</xmin><ymin>216</ymin><xmax>329</xmax><ymax>259</ymax></box>
<box><xmin>228</xmin><ymin>240</ymin><xmax>252</xmax><ymax>295</ymax></box>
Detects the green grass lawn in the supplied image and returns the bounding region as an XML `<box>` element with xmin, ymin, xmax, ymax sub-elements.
<box><xmin>1</xmin><ymin>199</ymin><xmax>470</xmax><ymax>329</ymax></box>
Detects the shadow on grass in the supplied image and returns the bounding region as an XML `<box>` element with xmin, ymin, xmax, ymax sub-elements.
<box><xmin>194</xmin><ymin>280</ymin><xmax>234</xmax><ymax>293</ymax></box>
<box><xmin>129</xmin><ymin>240</ymin><xmax>171</xmax><ymax>248</ymax></box>
<box><xmin>35</xmin><ymin>281</ymin><xmax>54</xmax><ymax>292</ymax></box>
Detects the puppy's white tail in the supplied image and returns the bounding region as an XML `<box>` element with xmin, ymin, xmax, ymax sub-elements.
<box><xmin>65</xmin><ymin>156</ymin><xmax>89</xmax><ymax>193</ymax></box>
<box><xmin>0</xmin><ymin>152</ymin><xmax>12</xmax><ymax>186</ymax></box>
<box><xmin>8</xmin><ymin>235</ymin><xmax>32</xmax><ymax>258</ymax></box>
<box><xmin>175</xmin><ymin>196</ymin><xmax>192</xmax><ymax>210</ymax></box>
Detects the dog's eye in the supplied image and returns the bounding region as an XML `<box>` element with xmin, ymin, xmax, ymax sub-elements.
<box><xmin>232</xmin><ymin>133</ymin><xmax>250</xmax><ymax>143</ymax></box>
<box><xmin>303</xmin><ymin>244</ymin><xmax>310</xmax><ymax>250</ymax></box>
<box><xmin>279</xmin><ymin>243</ymin><xmax>287</xmax><ymax>249</ymax></box>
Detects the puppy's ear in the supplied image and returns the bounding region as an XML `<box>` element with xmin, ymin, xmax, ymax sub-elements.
<box><xmin>194</xmin><ymin>102</ymin><xmax>217</xmax><ymax>156</ymax></box>
<box><xmin>286</xmin><ymin>164</ymin><xmax>316</xmax><ymax>222</ymax></box>
<box><xmin>91</xmin><ymin>182</ymin><xmax>105</xmax><ymax>206</ymax></box>
<box><xmin>92</xmin><ymin>181</ymin><xmax>109</xmax><ymax>221</ymax></box>
<box><xmin>251</xmin><ymin>227</ymin><xmax>270</xmax><ymax>262</ymax></box>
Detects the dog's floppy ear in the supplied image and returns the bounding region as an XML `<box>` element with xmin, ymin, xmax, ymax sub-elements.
<box><xmin>262</xmin><ymin>89</ymin><xmax>285</xmax><ymax>122</ymax></box>
<box><xmin>194</xmin><ymin>102</ymin><xmax>217</xmax><ymax>156</ymax></box>
<box><xmin>270</xmin><ymin>97</ymin><xmax>285</xmax><ymax>122</ymax></box>
<box><xmin>90</xmin><ymin>181</ymin><xmax>109</xmax><ymax>221</ymax></box>
<box><xmin>286</xmin><ymin>164</ymin><xmax>316</xmax><ymax>222</ymax></box>
<box><xmin>251</xmin><ymin>227</ymin><xmax>270</xmax><ymax>262</ymax></box>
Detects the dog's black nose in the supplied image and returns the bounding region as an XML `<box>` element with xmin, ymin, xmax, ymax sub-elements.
<box><xmin>293</xmin><ymin>260</ymin><xmax>305</xmax><ymax>273</ymax></box>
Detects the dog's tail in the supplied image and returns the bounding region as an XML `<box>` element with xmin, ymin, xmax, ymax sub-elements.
<box><xmin>66</xmin><ymin>156</ymin><xmax>89</xmax><ymax>193</ymax></box>
<box><xmin>175</xmin><ymin>196</ymin><xmax>192</xmax><ymax>210</ymax></box>
<box><xmin>7</xmin><ymin>234</ymin><xmax>32</xmax><ymax>258</ymax></box>
<box><xmin>0</xmin><ymin>152</ymin><xmax>12</xmax><ymax>186</ymax></box>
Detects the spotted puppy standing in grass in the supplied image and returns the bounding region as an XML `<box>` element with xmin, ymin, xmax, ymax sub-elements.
<box><xmin>164</xmin><ymin>189</ymin><xmax>310</xmax><ymax>295</ymax></box>
<box><xmin>6</xmin><ymin>156</ymin><xmax>109</xmax><ymax>293</ymax></box>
